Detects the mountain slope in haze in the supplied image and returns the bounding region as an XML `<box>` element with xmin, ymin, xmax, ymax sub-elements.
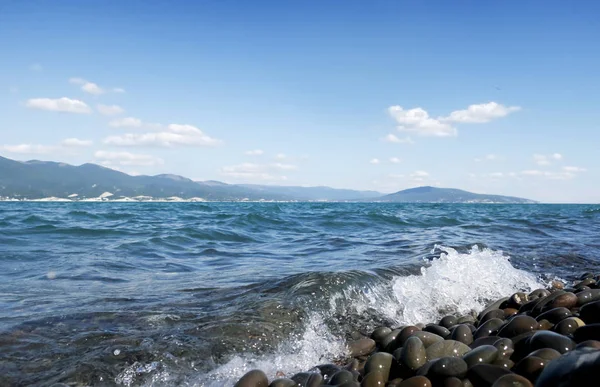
<box><xmin>0</xmin><ymin>155</ymin><xmax>379</xmax><ymax>201</ymax></box>
<box><xmin>378</xmin><ymin>186</ymin><xmax>536</xmax><ymax>203</ymax></box>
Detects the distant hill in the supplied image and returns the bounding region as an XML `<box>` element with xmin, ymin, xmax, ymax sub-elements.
<box><xmin>377</xmin><ymin>186</ymin><xmax>536</xmax><ymax>203</ymax></box>
<box><xmin>0</xmin><ymin>155</ymin><xmax>380</xmax><ymax>201</ymax></box>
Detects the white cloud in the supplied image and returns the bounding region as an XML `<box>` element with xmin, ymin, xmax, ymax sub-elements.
<box><xmin>410</xmin><ymin>170</ymin><xmax>430</xmax><ymax>183</ymax></box>
<box><xmin>220</xmin><ymin>163</ymin><xmax>290</xmax><ymax>181</ymax></box>
<box><xmin>1</xmin><ymin>144</ymin><xmax>55</xmax><ymax>154</ymax></box>
<box><xmin>563</xmin><ymin>166</ymin><xmax>586</xmax><ymax>172</ymax></box>
<box><xmin>109</xmin><ymin>117</ymin><xmax>143</xmax><ymax>128</ymax></box>
<box><xmin>104</xmin><ymin>123</ymin><xmax>221</xmax><ymax>147</ymax></box>
<box><xmin>389</xmin><ymin>173</ymin><xmax>405</xmax><ymax>179</ymax></box>
<box><xmin>245</xmin><ymin>149</ymin><xmax>264</xmax><ymax>156</ymax></box>
<box><xmin>26</xmin><ymin>97</ymin><xmax>92</xmax><ymax>114</ymax></box>
<box><xmin>94</xmin><ymin>150</ymin><xmax>164</xmax><ymax>167</ymax></box>
<box><xmin>533</xmin><ymin>153</ymin><xmax>563</xmax><ymax>166</ymax></box>
<box><xmin>69</xmin><ymin>77</ymin><xmax>124</xmax><ymax>95</ymax></box>
<box><xmin>370</xmin><ymin>158</ymin><xmax>380</xmax><ymax>164</ymax></box>
<box><xmin>489</xmin><ymin>172</ymin><xmax>504</xmax><ymax>178</ymax></box>
<box><xmin>389</xmin><ymin>157</ymin><xmax>401</xmax><ymax>164</ymax></box>
<box><xmin>275</xmin><ymin>153</ymin><xmax>287</xmax><ymax>160</ymax></box>
<box><xmin>97</xmin><ymin>104</ymin><xmax>125</xmax><ymax>116</ymax></box>
<box><xmin>474</xmin><ymin>153</ymin><xmax>499</xmax><ymax>162</ymax></box>
<box><xmin>61</xmin><ymin>138</ymin><xmax>93</xmax><ymax>147</ymax></box>
<box><xmin>383</xmin><ymin>133</ymin><xmax>415</xmax><ymax>144</ymax></box>
<box><xmin>443</xmin><ymin>102</ymin><xmax>521</xmax><ymax>123</ymax></box>
<box><xmin>29</xmin><ymin>63</ymin><xmax>43</xmax><ymax>72</ymax></box>
<box><xmin>388</xmin><ymin>106</ymin><xmax>457</xmax><ymax>137</ymax></box>
<box><xmin>272</xmin><ymin>163</ymin><xmax>298</xmax><ymax>170</ymax></box>
<box><xmin>113</xmin><ymin>88</ymin><xmax>126</xmax><ymax>93</ymax></box>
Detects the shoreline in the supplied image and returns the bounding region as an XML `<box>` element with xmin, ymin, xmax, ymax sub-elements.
<box><xmin>233</xmin><ymin>273</ymin><xmax>600</xmax><ymax>387</ymax></box>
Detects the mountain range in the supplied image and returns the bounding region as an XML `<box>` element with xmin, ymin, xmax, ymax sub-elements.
<box><xmin>0</xmin><ymin>155</ymin><xmax>536</xmax><ymax>203</ymax></box>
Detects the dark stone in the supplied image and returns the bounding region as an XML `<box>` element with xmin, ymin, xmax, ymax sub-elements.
<box><xmin>329</xmin><ymin>370</ymin><xmax>355</xmax><ymax>385</ymax></box>
<box><xmin>416</xmin><ymin>360</ymin><xmax>435</xmax><ymax>376</ymax></box>
<box><xmin>553</xmin><ymin>317</ymin><xmax>582</xmax><ymax>336</ymax></box>
<box><xmin>426</xmin><ymin>340</ymin><xmax>470</xmax><ymax>360</ymax></box>
<box><xmin>479</xmin><ymin>310</ymin><xmax>505</xmax><ymax>325</ymax></box>
<box><xmin>573</xmin><ymin>323</ymin><xmax>600</xmax><ymax>342</ymax></box>
<box><xmin>470</xmin><ymin>336</ymin><xmax>501</xmax><ymax>349</ymax></box>
<box><xmin>576</xmin><ymin>340</ymin><xmax>600</xmax><ymax>349</ymax></box>
<box><xmin>536</xmin><ymin>347</ymin><xmax>600</xmax><ymax>387</ymax></box>
<box><xmin>467</xmin><ymin>364</ymin><xmax>513</xmax><ymax>387</ymax></box>
<box><xmin>507</xmin><ymin>292</ymin><xmax>529</xmax><ymax>309</ymax></box>
<box><xmin>491</xmin><ymin>358</ymin><xmax>514</xmax><ymax>369</ymax></box>
<box><xmin>371</xmin><ymin>327</ymin><xmax>392</xmax><ymax>344</ymax></box>
<box><xmin>457</xmin><ymin>315</ymin><xmax>476</xmax><ymax>325</ymax></box>
<box><xmin>535</xmin><ymin>319</ymin><xmax>553</xmax><ymax>331</ymax></box>
<box><xmin>477</xmin><ymin>298</ymin><xmax>509</xmax><ymax>321</ymax></box>
<box><xmin>513</xmin><ymin>356</ymin><xmax>546</xmax><ymax>383</ymax></box>
<box><xmin>462</xmin><ymin>345</ymin><xmax>498</xmax><ymax>368</ymax></box>
<box><xmin>528</xmin><ymin>289</ymin><xmax>550</xmax><ymax>299</ymax></box>
<box><xmin>397</xmin><ymin>376</ymin><xmax>432</xmax><ymax>387</ymax></box>
<box><xmin>497</xmin><ymin>316</ymin><xmax>538</xmax><ymax>338</ymax></box>
<box><xmin>503</xmin><ymin>309</ymin><xmax>518</xmax><ymax>319</ymax></box>
<box><xmin>527</xmin><ymin>348</ymin><xmax>561</xmax><ymax>362</ymax></box>
<box><xmin>387</xmin><ymin>378</ymin><xmax>404</xmax><ymax>387</ymax></box>
<box><xmin>269</xmin><ymin>379</ymin><xmax>296</xmax><ymax>387</ymax></box>
<box><xmin>442</xmin><ymin>377</ymin><xmax>463</xmax><ymax>387</ymax></box>
<box><xmin>580</xmin><ymin>272</ymin><xmax>595</xmax><ymax>280</ymax></box>
<box><xmin>365</xmin><ymin>352</ymin><xmax>394</xmax><ymax>381</ymax></box>
<box><xmin>360</xmin><ymin>371</ymin><xmax>386</xmax><ymax>387</ymax></box>
<box><xmin>576</xmin><ymin>289</ymin><xmax>600</xmax><ymax>306</ymax></box>
<box><xmin>424</xmin><ymin>324</ymin><xmax>450</xmax><ymax>338</ymax></box>
<box><xmin>387</xmin><ymin>326</ymin><xmax>421</xmax><ymax>353</ymax></box>
<box><xmin>411</xmin><ymin>331</ymin><xmax>445</xmax><ymax>348</ymax></box>
<box><xmin>545</xmin><ymin>292</ymin><xmax>578</xmax><ymax>311</ymax></box>
<box><xmin>518</xmin><ymin>298</ymin><xmax>542</xmax><ymax>314</ymax></box>
<box><xmin>574</xmin><ymin>278</ymin><xmax>596</xmax><ymax>289</ymax></box>
<box><xmin>400</xmin><ymin>336</ymin><xmax>427</xmax><ymax>371</ymax></box>
<box><xmin>440</xmin><ymin>316</ymin><xmax>458</xmax><ymax>329</ymax></box>
<box><xmin>451</xmin><ymin>325</ymin><xmax>473</xmax><ymax>345</ymax></box>
<box><xmin>492</xmin><ymin>338</ymin><xmax>513</xmax><ymax>355</ymax></box>
<box><xmin>345</xmin><ymin>359</ymin><xmax>360</xmax><ymax>372</ymax></box>
<box><xmin>314</xmin><ymin>364</ymin><xmax>341</xmax><ymax>381</ymax></box>
<box><xmin>579</xmin><ymin>300</ymin><xmax>600</xmax><ymax>324</ymax></box>
<box><xmin>349</xmin><ymin>339</ymin><xmax>376</xmax><ymax>357</ymax></box>
<box><xmin>291</xmin><ymin>372</ymin><xmax>322</xmax><ymax>387</ymax></box>
<box><xmin>490</xmin><ymin>374</ymin><xmax>532</xmax><ymax>387</ymax></box>
<box><xmin>474</xmin><ymin>319</ymin><xmax>504</xmax><ymax>340</ymax></box>
<box><xmin>530</xmin><ymin>291</ymin><xmax>566</xmax><ymax>315</ymax></box>
<box><xmin>535</xmin><ymin>307</ymin><xmax>571</xmax><ymax>324</ymax></box>
<box><xmin>428</xmin><ymin>357</ymin><xmax>468</xmax><ymax>379</ymax></box>
<box><xmin>381</xmin><ymin>330</ymin><xmax>402</xmax><ymax>352</ymax></box>
<box><xmin>235</xmin><ymin>370</ymin><xmax>269</xmax><ymax>387</ymax></box>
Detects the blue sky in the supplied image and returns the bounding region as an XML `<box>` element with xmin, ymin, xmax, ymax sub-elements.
<box><xmin>1</xmin><ymin>1</ymin><xmax>598</xmax><ymax>202</ymax></box>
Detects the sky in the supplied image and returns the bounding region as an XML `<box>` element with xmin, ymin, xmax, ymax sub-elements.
<box><xmin>0</xmin><ymin>1</ymin><xmax>599</xmax><ymax>203</ymax></box>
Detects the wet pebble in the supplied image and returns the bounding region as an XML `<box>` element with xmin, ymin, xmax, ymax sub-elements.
<box><xmin>528</xmin><ymin>330</ymin><xmax>575</xmax><ymax>354</ymax></box>
<box><xmin>497</xmin><ymin>316</ymin><xmax>538</xmax><ymax>338</ymax></box>
<box><xmin>462</xmin><ymin>345</ymin><xmax>498</xmax><ymax>368</ymax></box>
<box><xmin>535</xmin><ymin>347</ymin><xmax>600</xmax><ymax>386</ymax></box>
<box><xmin>348</xmin><ymin>339</ymin><xmax>376</xmax><ymax>357</ymax></box>
<box><xmin>474</xmin><ymin>319</ymin><xmax>504</xmax><ymax>340</ymax></box>
<box><xmin>411</xmin><ymin>331</ymin><xmax>444</xmax><ymax>348</ymax></box>
<box><xmin>269</xmin><ymin>379</ymin><xmax>296</xmax><ymax>387</ymax></box>
<box><xmin>467</xmin><ymin>364</ymin><xmax>513</xmax><ymax>387</ymax></box>
<box><xmin>364</xmin><ymin>352</ymin><xmax>393</xmax><ymax>381</ymax></box>
<box><xmin>579</xmin><ymin>300</ymin><xmax>600</xmax><ymax>324</ymax></box>
<box><xmin>490</xmin><ymin>374</ymin><xmax>533</xmax><ymax>387</ymax></box>
<box><xmin>451</xmin><ymin>325</ymin><xmax>473</xmax><ymax>345</ymax></box>
<box><xmin>512</xmin><ymin>356</ymin><xmax>546</xmax><ymax>383</ymax></box>
<box><xmin>426</xmin><ymin>340</ymin><xmax>470</xmax><ymax>360</ymax></box>
<box><xmin>427</xmin><ymin>357</ymin><xmax>468</xmax><ymax>379</ymax></box>
<box><xmin>360</xmin><ymin>371</ymin><xmax>385</xmax><ymax>387</ymax></box>
<box><xmin>235</xmin><ymin>370</ymin><xmax>269</xmax><ymax>387</ymax></box>
<box><xmin>398</xmin><ymin>376</ymin><xmax>432</xmax><ymax>387</ymax></box>
<box><xmin>371</xmin><ymin>327</ymin><xmax>392</xmax><ymax>344</ymax></box>
<box><xmin>535</xmin><ymin>307</ymin><xmax>571</xmax><ymax>324</ymax></box>
<box><xmin>424</xmin><ymin>324</ymin><xmax>450</xmax><ymax>338</ymax></box>
<box><xmin>399</xmin><ymin>336</ymin><xmax>427</xmax><ymax>371</ymax></box>
<box><xmin>440</xmin><ymin>316</ymin><xmax>458</xmax><ymax>329</ymax></box>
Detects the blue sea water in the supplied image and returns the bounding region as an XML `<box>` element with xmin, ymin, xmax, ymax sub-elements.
<box><xmin>0</xmin><ymin>202</ymin><xmax>599</xmax><ymax>386</ymax></box>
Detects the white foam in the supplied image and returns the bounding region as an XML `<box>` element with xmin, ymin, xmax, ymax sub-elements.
<box><xmin>196</xmin><ymin>314</ymin><xmax>347</xmax><ymax>386</ymax></box>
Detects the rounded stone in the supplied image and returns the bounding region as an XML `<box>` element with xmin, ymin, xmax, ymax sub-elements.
<box><xmin>528</xmin><ymin>330</ymin><xmax>576</xmax><ymax>354</ymax></box>
<box><xmin>576</xmin><ymin>340</ymin><xmax>600</xmax><ymax>349</ymax></box>
<box><xmin>387</xmin><ymin>378</ymin><xmax>404</xmax><ymax>387</ymax></box>
<box><xmin>491</xmin><ymin>358</ymin><xmax>514</xmax><ymax>369</ymax></box>
<box><xmin>479</xmin><ymin>310</ymin><xmax>505</xmax><ymax>325</ymax></box>
<box><xmin>329</xmin><ymin>370</ymin><xmax>355</xmax><ymax>385</ymax></box>
<box><xmin>348</xmin><ymin>339</ymin><xmax>376</xmax><ymax>357</ymax></box>
<box><xmin>527</xmin><ymin>348</ymin><xmax>561</xmax><ymax>362</ymax></box>
<box><xmin>442</xmin><ymin>377</ymin><xmax>463</xmax><ymax>387</ymax></box>
<box><xmin>411</xmin><ymin>331</ymin><xmax>445</xmax><ymax>348</ymax></box>
<box><xmin>364</xmin><ymin>352</ymin><xmax>394</xmax><ymax>381</ymax></box>
<box><xmin>573</xmin><ymin>323</ymin><xmax>600</xmax><ymax>342</ymax></box>
<box><xmin>235</xmin><ymin>370</ymin><xmax>269</xmax><ymax>387</ymax></box>
<box><xmin>424</xmin><ymin>324</ymin><xmax>450</xmax><ymax>338</ymax></box>
<box><xmin>440</xmin><ymin>316</ymin><xmax>458</xmax><ymax>329</ymax></box>
<box><xmin>518</xmin><ymin>298</ymin><xmax>542</xmax><ymax>314</ymax></box>
<box><xmin>397</xmin><ymin>376</ymin><xmax>432</xmax><ymax>387</ymax></box>
<box><xmin>554</xmin><ymin>317</ymin><xmax>582</xmax><ymax>336</ymax></box>
<box><xmin>508</xmin><ymin>292</ymin><xmax>529</xmax><ymax>308</ymax></box>
<box><xmin>371</xmin><ymin>327</ymin><xmax>392</xmax><ymax>343</ymax></box>
<box><xmin>428</xmin><ymin>357</ymin><xmax>468</xmax><ymax>379</ymax></box>
<box><xmin>361</xmin><ymin>371</ymin><xmax>386</xmax><ymax>387</ymax></box>
<box><xmin>467</xmin><ymin>364</ymin><xmax>513</xmax><ymax>387</ymax></box>
<box><xmin>387</xmin><ymin>326</ymin><xmax>421</xmax><ymax>352</ymax></box>
<box><xmin>400</xmin><ymin>336</ymin><xmax>427</xmax><ymax>371</ymax></box>
<box><xmin>545</xmin><ymin>292</ymin><xmax>577</xmax><ymax>311</ymax></box>
<box><xmin>497</xmin><ymin>316</ymin><xmax>538</xmax><ymax>338</ymax></box>
<box><xmin>462</xmin><ymin>345</ymin><xmax>499</xmax><ymax>368</ymax></box>
<box><xmin>513</xmin><ymin>356</ymin><xmax>546</xmax><ymax>383</ymax></box>
<box><xmin>451</xmin><ymin>325</ymin><xmax>473</xmax><ymax>345</ymax></box>
<box><xmin>503</xmin><ymin>308</ymin><xmax>518</xmax><ymax>318</ymax></box>
<box><xmin>528</xmin><ymin>289</ymin><xmax>550</xmax><ymax>299</ymax></box>
<box><xmin>381</xmin><ymin>329</ymin><xmax>402</xmax><ymax>351</ymax></box>
<box><xmin>492</xmin><ymin>338</ymin><xmax>513</xmax><ymax>354</ymax></box>
<box><xmin>579</xmin><ymin>300</ymin><xmax>600</xmax><ymax>324</ymax></box>
<box><xmin>576</xmin><ymin>289</ymin><xmax>600</xmax><ymax>306</ymax></box>
<box><xmin>458</xmin><ymin>315</ymin><xmax>476</xmax><ymax>325</ymax></box>
<box><xmin>490</xmin><ymin>374</ymin><xmax>533</xmax><ymax>387</ymax></box>
<box><xmin>478</xmin><ymin>297</ymin><xmax>509</xmax><ymax>321</ymax></box>
<box><xmin>536</xmin><ymin>319</ymin><xmax>553</xmax><ymax>331</ymax></box>
<box><xmin>470</xmin><ymin>336</ymin><xmax>501</xmax><ymax>349</ymax></box>
<box><xmin>535</xmin><ymin>307</ymin><xmax>571</xmax><ymax>324</ymax></box>
<box><xmin>535</xmin><ymin>347</ymin><xmax>600</xmax><ymax>387</ymax></box>
<box><xmin>574</xmin><ymin>278</ymin><xmax>596</xmax><ymax>289</ymax></box>
<box><xmin>580</xmin><ymin>272</ymin><xmax>595</xmax><ymax>280</ymax></box>
<box><xmin>269</xmin><ymin>379</ymin><xmax>296</xmax><ymax>387</ymax></box>
<box><xmin>314</xmin><ymin>364</ymin><xmax>340</xmax><ymax>381</ymax></box>
<box><xmin>426</xmin><ymin>340</ymin><xmax>470</xmax><ymax>360</ymax></box>
<box><xmin>474</xmin><ymin>319</ymin><xmax>504</xmax><ymax>340</ymax></box>
<box><xmin>291</xmin><ymin>372</ymin><xmax>322</xmax><ymax>387</ymax></box>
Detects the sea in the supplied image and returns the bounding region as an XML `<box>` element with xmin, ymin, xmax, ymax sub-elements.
<box><xmin>1</xmin><ymin>202</ymin><xmax>599</xmax><ymax>386</ymax></box>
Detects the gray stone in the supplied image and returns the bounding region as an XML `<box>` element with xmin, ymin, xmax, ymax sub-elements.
<box><xmin>451</xmin><ymin>325</ymin><xmax>473</xmax><ymax>345</ymax></box>
<box><xmin>462</xmin><ymin>345</ymin><xmax>498</xmax><ymax>368</ymax></box>
<box><xmin>235</xmin><ymin>370</ymin><xmax>269</xmax><ymax>387</ymax></box>
<box><xmin>426</xmin><ymin>340</ymin><xmax>470</xmax><ymax>360</ymax></box>
<box><xmin>400</xmin><ymin>336</ymin><xmax>427</xmax><ymax>371</ymax></box>
<box><xmin>428</xmin><ymin>357</ymin><xmax>468</xmax><ymax>379</ymax></box>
